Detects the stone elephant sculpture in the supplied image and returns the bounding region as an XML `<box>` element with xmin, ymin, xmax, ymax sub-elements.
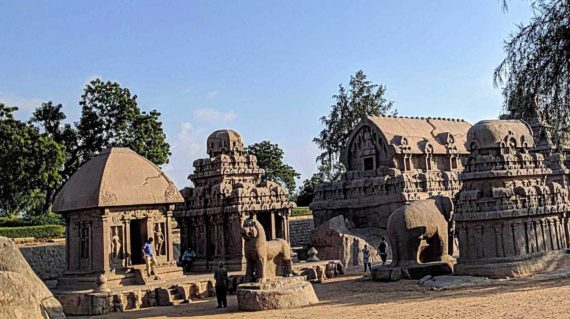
<box><xmin>387</xmin><ymin>195</ymin><xmax>454</xmax><ymax>267</ymax></box>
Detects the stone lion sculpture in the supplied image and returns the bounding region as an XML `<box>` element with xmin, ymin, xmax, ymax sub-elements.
<box><xmin>241</xmin><ymin>218</ymin><xmax>292</xmax><ymax>282</ymax></box>
<box><xmin>387</xmin><ymin>195</ymin><xmax>454</xmax><ymax>267</ymax></box>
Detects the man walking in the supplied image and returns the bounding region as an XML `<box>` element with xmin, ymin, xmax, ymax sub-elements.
<box><xmin>142</xmin><ymin>237</ymin><xmax>157</xmax><ymax>277</ymax></box>
<box><xmin>378</xmin><ymin>237</ymin><xmax>388</xmax><ymax>265</ymax></box>
<box><xmin>362</xmin><ymin>244</ymin><xmax>371</xmax><ymax>275</ymax></box>
<box><xmin>214</xmin><ymin>262</ymin><xmax>229</xmax><ymax>308</ymax></box>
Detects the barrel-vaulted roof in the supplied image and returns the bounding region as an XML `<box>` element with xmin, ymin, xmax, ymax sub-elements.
<box><xmin>53</xmin><ymin>148</ymin><xmax>183</xmax><ymax>213</ymax></box>
<box><xmin>366</xmin><ymin>115</ymin><xmax>472</xmax><ymax>154</ymax></box>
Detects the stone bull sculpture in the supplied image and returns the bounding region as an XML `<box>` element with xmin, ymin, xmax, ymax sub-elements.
<box><xmin>241</xmin><ymin>218</ymin><xmax>293</xmax><ymax>282</ymax></box>
<box><xmin>387</xmin><ymin>195</ymin><xmax>454</xmax><ymax>267</ymax></box>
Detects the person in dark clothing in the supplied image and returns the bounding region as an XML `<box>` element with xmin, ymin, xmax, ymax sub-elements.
<box><xmin>378</xmin><ymin>237</ymin><xmax>388</xmax><ymax>265</ymax></box>
<box><xmin>214</xmin><ymin>262</ymin><xmax>229</xmax><ymax>308</ymax></box>
<box><xmin>362</xmin><ymin>244</ymin><xmax>371</xmax><ymax>274</ymax></box>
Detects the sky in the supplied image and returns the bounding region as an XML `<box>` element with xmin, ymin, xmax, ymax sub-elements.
<box><xmin>0</xmin><ymin>1</ymin><xmax>534</xmax><ymax>189</ymax></box>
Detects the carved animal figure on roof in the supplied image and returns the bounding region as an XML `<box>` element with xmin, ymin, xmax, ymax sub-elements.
<box><xmin>387</xmin><ymin>195</ymin><xmax>454</xmax><ymax>266</ymax></box>
<box><xmin>241</xmin><ymin>218</ymin><xmax>292</xmax><ymax>282</ymax></box>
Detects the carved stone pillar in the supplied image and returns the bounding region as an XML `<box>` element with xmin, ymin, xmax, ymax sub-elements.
<box><xmin>102</xmin><ymin>210</ymin><xmax>111</xmax><ymax>273</ymax></box>
<box><xmin>165</xmin><ymin>207</ymin><xmax>174</xmax><ymax>262</ymax></box>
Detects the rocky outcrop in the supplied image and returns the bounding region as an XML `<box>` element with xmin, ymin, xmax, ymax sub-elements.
<box><xmin>0</xmin><ymin>236</ymin><xmax>65</xmax><ymax>319</ymax></box>
<box><xmin>311</xmin><ymin>215</ymin><xmax>382</xmax><ymax>268</ymax></box>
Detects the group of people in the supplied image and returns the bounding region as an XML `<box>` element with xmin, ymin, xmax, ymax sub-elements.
<box><xmin>362</xmin><ymin>237</ymin><xmax>389</xmax><ymax>275</ymax></box>
<box><xmin>141</xmin><ymin>238</ymin><xmax>228</xmax><ymax>308</ymax></box>
<box><xmin>140</xmin><ymin>236</ymin><xmax>389</xmax><ymax>308</ymax></box>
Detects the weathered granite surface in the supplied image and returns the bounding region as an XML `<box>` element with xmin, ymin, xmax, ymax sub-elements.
<box><xmin>455</xmin><ymin>119</ymin><xmax>570</xmax><ymax>278</ymax></box>
<box><xmin>0</xmin><ymin>236</ymin><xmax>66</xmax><ymax>319</ymax></box>
<box><xmin>237</xmin><ymin>276</ymin><xmax>319</xmax><ymax>311</ymax></box>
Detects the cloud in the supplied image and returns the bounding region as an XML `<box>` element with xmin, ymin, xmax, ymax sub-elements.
<box><xmin>206</xmin><ymin>91</ymin><xmax>219</xmax><ymax>99</ymax></box>
<box><xmin>193</xmin><ymin>107</ymin><xmax>237</xmax><ymax>123</ymax></box>
<box><xmin>163</xmin><ymin>122</ymin><xmax>208</xmax><ymax>188</ymax></box>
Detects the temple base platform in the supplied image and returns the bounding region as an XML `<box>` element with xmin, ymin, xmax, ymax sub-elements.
<box><xmin>455</xmin><ymin>250</ymin><xmax>570</xmax><ymax>279</ymax></box>
<box><xmin>51</xmin><ymin>259</ymin><xmax>339</xmax><ymax>316</ymax></box>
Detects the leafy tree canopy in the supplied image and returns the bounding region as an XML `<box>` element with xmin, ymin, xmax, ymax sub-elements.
<box><xmin>0</xmin><ymin>104</ymin><xmax>65</xmax><ymax>216</ymax></box>
<box><xmin>77</xmin><ymin>79</ymin><xmax>170</xmax><ymax>165</ymax></box>
<box><xmin>26</xmin><ymin>79</ymin><xmax>171</xmax><ymax>215</ymax></box>
<box><xmin>296</xmin><ymin>173</ymin><xmax>324</xmax><ymax>207</ymax></box>
<box><xmin>314</xmin><ymin>70</ymin><xmax>396</xmax><ymax>181</ymax></box>
<box><xmin>245</xmin><ymin>141</ymin><xmax>300</xmax><ymax>195</ymax></box>
<box><xmin>495</xmin><ymin>0</ymin><xmax>570</xmax><ymax>143</ymax></box>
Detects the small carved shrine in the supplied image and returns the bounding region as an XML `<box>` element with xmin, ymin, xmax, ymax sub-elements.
<box><xmin>310</xmin><ymin>115</ymin><xmax>472</xmax><ymax>228</ymax></box>
<box><xmin>53</xmin><ymin>148</ymin><xmax>184</xmax><ymax>289</ymax></box>
<box><xmin>455</xmin><ymin>120</ymin><xmax>570</xmax><ymax>278</ymax></box>
<box><xmin>174</xmin><ymin>129</ymin><xmax>296</xmax><ymax>271</ymax></box>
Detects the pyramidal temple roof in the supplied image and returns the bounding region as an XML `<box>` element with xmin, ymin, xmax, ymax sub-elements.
<box><xmin>53</xmin><ymin>148</ymin><xmax>183</xmax><ymax>213</ymax></box>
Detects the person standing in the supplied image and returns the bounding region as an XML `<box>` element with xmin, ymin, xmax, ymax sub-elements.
<box><xmin>142</xmin><ymin>237</ymin><xmax>157</xmax><ymax>277</ymax></box>
<box><xmin>362</xmin><ymin>244</ymin><xmax>371</xmax><ymax>275</ymax></box>
<box><xmin>378</xmin><ymin>237</ymin><xmax>388</xmax><ymax>265</ymax></box>
<box><xmin>214</xmin><ymin>262</ymin><xmax>229</xmax><ymax>308</ymax></box>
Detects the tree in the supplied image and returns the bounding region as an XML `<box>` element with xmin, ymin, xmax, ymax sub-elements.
<box><xmin>245</xmin><ymin>141</ymin><xmax>300</xmax><ymax>195</ymax></box>
<box><xmin>0</xmin><ymin>103</ymin><xmax>65</xmax><ymax>216</ymax></box>
<box><xmin>495</xmin><ymin>0</ymin><xmax>570</xmax><ymax>143</ymax></box>
<box><xmin>314</xmin><ymin>70</ymin><xmax>396</xmax><ymax>181</ymax></box>
<box><xmin>31</xmin><ymin>102</ymin><xmax>80</xmax><ymax>212</ymax></box>
<box><xmin>77</xmin><ymin>79</ymin><xmax>170</xmax><ymax>165</ymax></box>
<box><xmin>29</xmin><ymin>79</ymin><xmax>171</xmax><ymax>215</ymax></box>
<box><xmin>296</xmin><ymin>174</ymin><xmax>324</xmax><ymax>207</ymax></box>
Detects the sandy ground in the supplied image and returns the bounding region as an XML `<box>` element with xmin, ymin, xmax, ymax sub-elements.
<box><xmin>86</xmin><ymin>269</ymin><xmax>570</xmax><ymax>319</ymax></box>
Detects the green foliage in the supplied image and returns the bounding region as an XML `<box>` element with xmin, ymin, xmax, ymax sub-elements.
<box><xmin>314</xmin><ymin>70</ymin><xmax>396</xmax><ymax>181</ymax></box>
<box><xmin>26</xmin><ymin>79</ymin><xmax>171</xmax><ymax>215</ymax></box>
<box><xmin>296</xmin><ymin>174</ymin><xmax>324</xmax><ymax>207</ymax></box>
<box><xmin>0</xmin><ymin>213</ymin><xmax>64</xmax><ymax>227</ymax></box>
<box><xmin>0</xmin><ymin>225</ymin><xmax>65</xmax><ymax>239</ymax></box>
<box><xmin>245</xmin><ymin>141</ymin><xmax>300</xmax><ymax>195</ymax></box>
<box><xmin>0</xmin><ymin>103</ymin><xmax>66</xmax><ymax>216</ymax></box>
<box><xmin>77</xmin><ymin>79</ymin><xmax>170</xmax><ymax>165</ymax></box>
<box><xmin>291</xmin><ymin>207</ymin><xmax>312</xmax><ymax>217</ymax></box>
<box><xmin>31</xmin><ymin>101</ymin><xmax>80</xmax><ymax>212</ymax></box>
<box><xmin>495</xmin><ymin>0</ymin><xmax>570</xmax><ymax>143</ymax></box>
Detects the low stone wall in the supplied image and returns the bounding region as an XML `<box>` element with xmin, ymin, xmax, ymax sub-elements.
<box><xmin>19</xmin><ymin>242</ymin><xmax>66</xmax><ymax>280</ymax></box>
<box><xmin>289</xmin><ymin>215</ymin><xmax>314</xmax><ymax>247</ymax></box>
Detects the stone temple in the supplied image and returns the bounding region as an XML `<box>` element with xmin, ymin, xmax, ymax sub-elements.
<box><xmin>310</xmin><ymin>115</ymin><xmax>472</xmax><ymax>229</ymax></box>
<box><xmin>53</xmin><ymin>148</ymin><xmax>184</xmax><ymax>290</ymax></box>
<box><xmin>174</xmin><ymin>129</ymin><xmax>296</xmax><ymax>271</ymax></box>
<box><xmin>455</xmin><ymin>119</ymin><xmax>570</xmax><ymax>278</ymax></box>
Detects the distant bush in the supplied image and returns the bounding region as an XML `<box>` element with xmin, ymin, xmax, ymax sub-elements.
<box><xmin>0</xmin><ymin>213</ymin><xmax>64</xmax><ymax>227</ymax></box>
<box><xmin>0</xmin><ymin>225</ymin><xmax>65</xmax><ymax>239</ymax></box>
<box><xmin>291</xmin><ymin>207</ymin><xmax>312</xmax><ymax>217</ymax></box>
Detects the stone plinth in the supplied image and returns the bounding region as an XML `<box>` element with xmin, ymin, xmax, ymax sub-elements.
<box><xmin>371</xmin><ymin>261</ymin><xmax>454</xmax><ymax>282</ymax></box>
<box><xmin>237</xmin><ymin>276</ymin><xmax>319</xmax><ymax>311</ymax></box>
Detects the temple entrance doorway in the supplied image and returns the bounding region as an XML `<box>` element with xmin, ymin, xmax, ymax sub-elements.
<box><xmin>130</xmin><ymin>219</ymin><xmax>147</xmax><ymax>265</ymax></box>
<box><xmin>256</xmin><ymin>212</ymin><xmax>274</xmax><ymax>240</ymax></box>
